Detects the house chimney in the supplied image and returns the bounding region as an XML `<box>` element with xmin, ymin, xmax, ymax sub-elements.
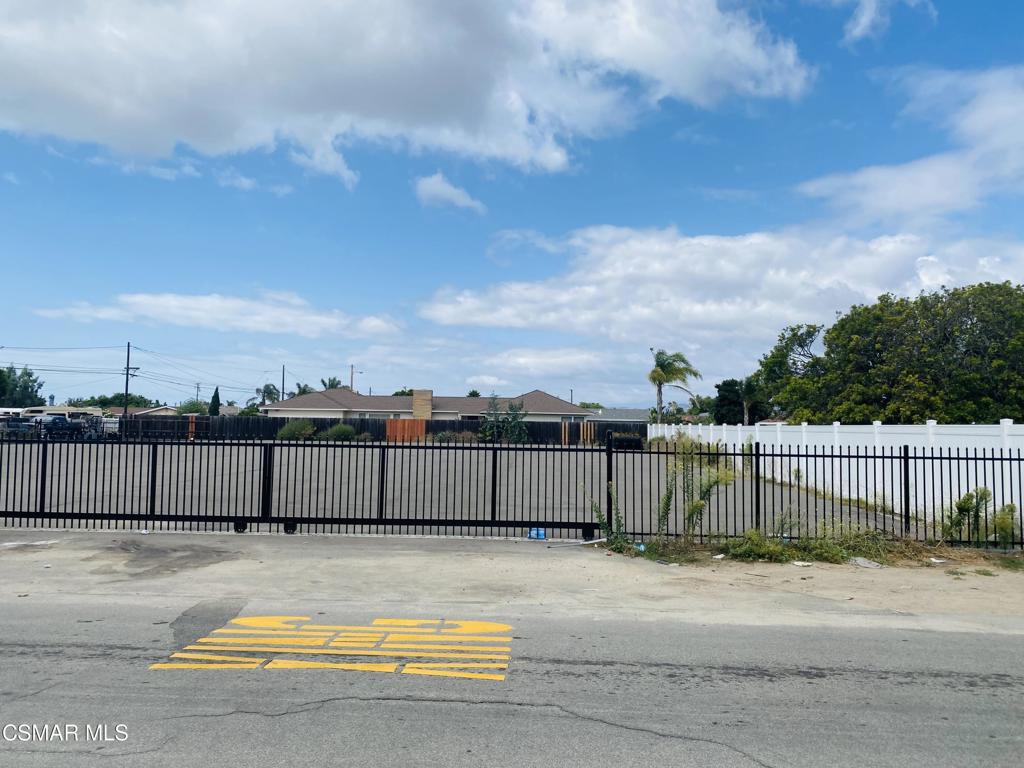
<box><xmin>412</xmin><ymin>389</ymin><xmax>433</xmax><ymax>420</ymax></box>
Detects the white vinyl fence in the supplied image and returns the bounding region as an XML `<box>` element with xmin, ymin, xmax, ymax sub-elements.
<box><xmin>647</xmin><ymin>420</ymin><xmax>1023</xmax><ymax>531</ymax></box>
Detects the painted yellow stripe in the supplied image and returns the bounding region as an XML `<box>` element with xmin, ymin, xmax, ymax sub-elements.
<box><xmin>171</xmin><ymin>652</ymin><xmax>267</xmax><ymax>663</ymax></box>
<box><xmin>374</xmin><ymin>619</ymin><xmax>513</xmax><ymax>634</ymax></box>
<box><xmin>401</xmin><ymin>663</ymin><xmax>509</xmax><ymax>669</ymax></box>
<box><xmin>381</xmin><ymin>643</ymin><xmax>512</xmax><ymax>652</ymax></box>
<box><xmin>196</xmin><ymin>636</ymin><xmax>327</xmax><ymax>646</ymax></box>
<box><xmin>150</xmin><ymin>662</ymin><xmax>263</xmax><ymax>670</ymax></box>
<box><xmin>185</xmin><ymin>644</ymin><xmax>510</xmax><ymax>661</ymax></box>
<box><xmin>401</xmin><ymin>666</ymin><xmax>506</xmax><ymax>681</ymax></box>
<box><xmin>384</xmin><ymin>634</ymin><xmax>513</xmax><ymax>643</ymax></box>
<box><xmin>302</xmin><ymin>625</ymin><xmax>434</xmax><ymax>633</ymax></box>
<box><xmin>264</xmin><ymin>659</ymin><xmax>398</xmax><ymax>672</ymax></box>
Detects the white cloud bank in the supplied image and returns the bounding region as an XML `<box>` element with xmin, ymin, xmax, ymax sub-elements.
<box><xmin>0</xmin><ymin>1</ymin><xmax>811</xmax><ymax>180</ymax></box>
<box><xmin>37</xmin><ymin>292</ymin><xmax>400</xmax><ymax>339</ymax></box>
<box><xmin>422</xmin><ymin>225</ymin><xmax>1024</xmax><ymax>356</ymax></box>
<box><xmin>415</xmin><ymin>172</ymin><xmax>486</xmax><ymax>214</ymax></box>
<box><xmin>801</xmin><ymin>66</ymin><xmax>1024</xmax><ymax>223</ymax></box>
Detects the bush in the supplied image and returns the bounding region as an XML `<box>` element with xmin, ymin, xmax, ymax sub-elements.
<box><xmin>713</xmin><ymin>530</ymin><xmax>792</xmax><ymax>562</ymax></box>
<box><xmin>276</xmin><ymin>419</ymin><xmax>316</xmax><ymax>441</ymax></box>
<box><xmin>317</xmin><ymin>423</ymin><xmax>356</xmax><ymax>442</ymax></box>
<box><xmin>456</xmin><ymin>430</ymin><xmax>478</xmax><ymax>443</ymax></box>
<box><xmin>994</xmin><ymin>504</ymin><xmax>1018</xmax><ymax>548</ymax></box>
<box><xmin>432</xmin><ymin>430</ymin><xmax>457</xmax><ymax>443</ymax></box>
<box><xmin>354</xmin><ymin>432</ymin><xmax>375</xmax><ymax>442</ymax></box>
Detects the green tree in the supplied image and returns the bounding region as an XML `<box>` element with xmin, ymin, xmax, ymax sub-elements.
<box><xmin>501</xmin><ymin>401</ymin><xmax>529</xmax><ymax>443</ymax></box>
<box><xmin>713</xmin><ymin>379</ymin><xmax>744</xmax><ymax>424</ymax></box>
<box><xmin>0</xmin><ymin>365</ymin><xmax>45</xmax><ymax>408</ymax></box>
<box><xmin>177</xmin><ymin>399</ymin><xmax>207</xmax><ymax>415</ymax></box>
<box><xmin>247</xmin><ymin>383</ymin><xmax>280</xmax><ymax>406</ymax></box>
<box><xmin>478</xmin><ymin>395</ymin><xmax>503</xmax><ymax>443</ymax></box>
<box><xmin>321</xmin><ymin>376</ymin><xmax>343</xmax><ymax>390</ymax></box>
<box><xmin>752</xmin><ymin>283</ymin><xmax>1024</xmax><ymax>423</ymax></box>
<box><xmin>647</xmin><ymin>349</ymin><xmax>701</xmax><ymax>424</ymax></box>
<box><xmin>392</xmin><ymin>387</ymin><xmax>414</xmax><ymax>396</ymax></box>
<box><xmin>208</xmin><ymin>387</ymin><xmax>221</xmax><ymax>416</ymax></box>
<box><xmin>466</xmin><ymin>389</ymin><xmax>481</xmax><ymax>398</ymax></box>
<box><xmin>67</xmin><ymin>392</ymin><xmax>159</xmax><ymax>409</ymax></box>
<box><xmin>578</xmin><ymin>401</ymin><xmax>604</xmax><ymax>409</ymax></box>
<box><xmin>293</xmin><ymin>383</ymin><xmax>315</xmax><ymax>396</ymax></box>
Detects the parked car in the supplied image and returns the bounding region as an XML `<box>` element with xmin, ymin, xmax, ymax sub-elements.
<box><xmin>34</xmin><ymin>415</ymin><xmax>85</xmax><ymax>439</ymax></box>
<box><xmin>0</xmin><ymin>417</ymin><xmax>38</xmax><ymax>438</ymax></box>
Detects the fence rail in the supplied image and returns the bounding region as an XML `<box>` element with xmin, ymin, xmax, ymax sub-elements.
<box><xmin>0</xmin><ymin>437</ymin><xmax>1020</xmax><ymax>546</ymax></box>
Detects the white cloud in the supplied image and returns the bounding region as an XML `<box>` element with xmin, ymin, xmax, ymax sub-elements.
<box><xmin>819</xmin><ymin>0</ymin><xmax>936</xmax><ymax>44</ymax></box>
<box><xmin>481</xmin><ymin>347</ymin><xmax>609</xmax><ymax>377</ymax></box>
<box><xmin>2</xmin><ymin>171</ymin><xmax>17</xmax><ymax>184</ymax></box>
<box><xmin>269</xmin><ymin>183</ymin><xmax>294</xmax><ymax>198</ymax></box>
<box><xmin>414</xmin><ymin>172</ymin><xmax>486</xmax><ymax>214</ymax></box>
<box><xmin>0</xmin><ymin>1</ymin><xmax>811</xmax><ymax>181</ymax></box>
<box><xmin>88</xmin><ymin>155</ymin><xmax>201</xmax><ymax>181</ymax></box>
<box><xmin>216</xmin><ymin>168</ymin><xmax>257</xmax><ymax>191</ymax></box>
<box><xmin>466</xmin><ymin>374</ymin><xmax>510</xmax><ymax>388</ymax></box>
<box><xmin>800</xmin><ymin>66</ymin><xmax>1024</xmax><ymax>223</ymax></box>
<box><xmin>36</xmin><ymin>292</ymin><xmax>400</xmax><ymax>339</ymax></box>
<box><xmin>421</xmin><ymin>224</ymin><xmax>1024</xmax><ymax>377</ymax></box>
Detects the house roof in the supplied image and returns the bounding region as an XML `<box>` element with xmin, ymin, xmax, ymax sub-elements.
<box><xmin>263</xmin><ymin>388</ymin><xmax>590</xmax><ymax>416</ymax></box>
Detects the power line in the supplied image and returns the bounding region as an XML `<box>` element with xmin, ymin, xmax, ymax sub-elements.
<box><xmin>0</xmin><ymin>345</ymin><xmax>124</xmax><ymax>351</ymax></box>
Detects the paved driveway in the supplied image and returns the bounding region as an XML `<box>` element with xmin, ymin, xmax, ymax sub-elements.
<box><xmin>1</xmin><ymin>531</ymin><xmax>1022</xmax><ymax>767</ymax></box>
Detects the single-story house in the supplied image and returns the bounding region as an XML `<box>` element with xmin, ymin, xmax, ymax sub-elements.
<box><xmin>586</xmin><ymin>407</ymin><xmax>650</xmax><ymax>423</ymax></box>
<box><xmin>260</xmin><ymin>388</ymin><xmax>592</xmax><ymax>423</ymax></box>
<box><xmin>105</xmin><ymin>405</ymin><xmax>179</xmax><ymax>417</ymax></box>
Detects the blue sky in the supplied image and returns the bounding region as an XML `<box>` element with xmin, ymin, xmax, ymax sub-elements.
<box><xmin>1</xmin><ymin>1</ymin><xmax>1023</xmax><ymax>408</ymax></box>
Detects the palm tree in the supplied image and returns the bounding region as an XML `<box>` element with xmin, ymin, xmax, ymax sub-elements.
<box><xmin>321</xmin><ymin>376</ymin><xmax>342</xmax><ymax>390</ymax></box>
<box><xmin>648</xmin><ymin>348</ymin><xmax>701</xmax><ymax>424</ymax></box>
<box><xmin>246</xmin><ymin>383</ymin><xmax>281</xmax><ymax>406</ymax></box>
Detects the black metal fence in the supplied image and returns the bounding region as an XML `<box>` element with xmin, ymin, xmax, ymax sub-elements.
<box><xmin>1</xmin><ymin>438</ymin><xmax>1021</xmax><ymax>546</ymax></box>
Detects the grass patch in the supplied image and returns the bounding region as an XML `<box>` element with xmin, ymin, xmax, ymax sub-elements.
<box><xmin>992</xmin><ymin>555</ymin><xmax>1024</xmax><ymax>571</ymax></box>
<box><xmin>973</xmin><ymin>568</ymin><xmax>996</xmax><ymax>577</ymax></box>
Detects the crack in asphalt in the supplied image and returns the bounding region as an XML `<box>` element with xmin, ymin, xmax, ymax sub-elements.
<box><xmin>3</xmin><ymin>681</ymin><xmax>61</xmax><ymax>702</ymax></box>
<box><xmin>161</xmin><ymin>694</ymin><xmax>780</xmax><ymax>767</ymax></box>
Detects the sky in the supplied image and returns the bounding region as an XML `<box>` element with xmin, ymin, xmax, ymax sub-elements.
<box><xmin>1</xmin><ymin>1</ymin><xmax>1023</xmax><ymax>408</ymax></box>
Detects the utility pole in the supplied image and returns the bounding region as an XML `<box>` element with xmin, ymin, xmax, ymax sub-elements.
<box><xmin>281</xmin><ymin>365</ymin><xmax>285</xmax><ymax>402</ymax></box>
<box><xmin>349</xmin><ymin>364</ymin><xmax>364</xmax><ymax>393</ymax></box>
<box><xmin>122</xmin><ymin>342</ymin><xmax>138</xmax><ymax>421</ymax></box>
<box><xmin>195</xmin><ymin>383</ymin><xmax>201</xmax><ymax>400</ymax></box>
<box><xmin>570</xmin><ymin>388</ymin><xmax>574</xmax><ymax>404</ymax></box>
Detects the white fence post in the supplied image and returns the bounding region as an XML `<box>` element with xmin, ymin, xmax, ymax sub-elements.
<box><xmin>926</xmin><ymin>419</ymin><xmax>937</xmax><ymax>448</ymax></box>
<box><xmin>832</xmin><ymin>421</ymin><xmax>840</xmax><ymax>448</ymax></box>
<box><xmin>873</xmin><ymin>420</ymin><xmax>881</xmax><ymax>449</ymax></box>
<box><xmin>801</xmin><ymin>421</ymin><xmax>807</xmax><ymax>448</ymax></box>
<box><xmin>776</xmin><ymin>422</ymin><xmax>782</xmax><ymax>445</ymax></box>
<box><xmin>1001</xmin><ymin>418</ymin><xmax>1013</xmax><ymax>450</ymax></box>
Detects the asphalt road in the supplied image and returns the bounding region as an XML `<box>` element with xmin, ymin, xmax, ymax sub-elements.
<box><xmin>1</xmin><ymin>531</ymin><xmax>1022</xmax><ymax>767</ymax></box>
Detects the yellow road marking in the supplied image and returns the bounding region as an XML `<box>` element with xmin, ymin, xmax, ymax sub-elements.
<box><xmin>152</xmin><ymin>616</ymin><xmax>515</xmax><ymax>681</ymax></box>
<box><xmin>372</xmin><ymin>619</ymin><xmax>513</xmax><ymax>634</ymax></box>
<box><xmin>186</xmin><ymin>644</ymin><xmax>510</xmax><ymax>660</ymax></box>
<box><xmin>381</xmin><ymin>634</ymin><xmax>513</xmax><ymax>643</ymax></box>
<box><xmin>150</xmin><ymin>662</ymin><xmax>263</xmax><ymax>669</ymax></box>
<box><xmin>171</xmin><ymin>652</ymin><xmax>268</xmax><ymax>663</ymax></box>
<box><xmin>401</xmin><ymin>664</ymin><xmax>507</xmax><ymax>681</ymax></box>
<box><xmin>264</xmin><ymin>659</ymin><xmax>398</xmax><ymax>672</ymax></box>
<box><xmin>196</xmin><ymin>636</ymin><xmax>328</xmax><ymax>646</ymax></box>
